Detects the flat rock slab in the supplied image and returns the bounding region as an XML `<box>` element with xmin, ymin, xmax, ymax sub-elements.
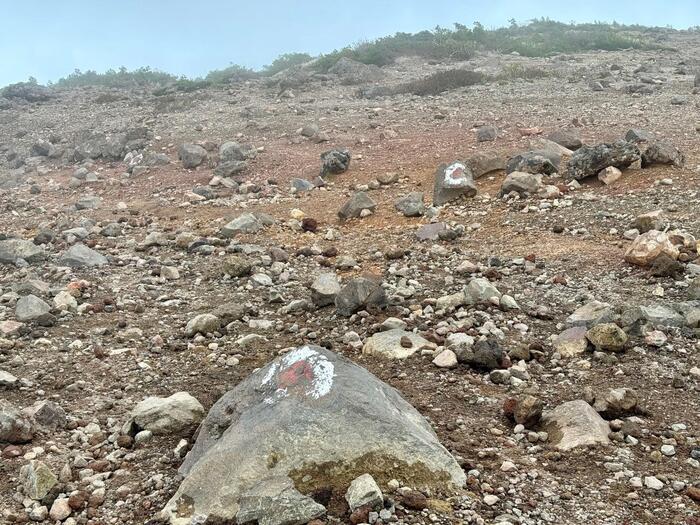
<box><xmin>162</xmin><ymin>346</ymin><xmax>465</xmax><ymax>524</ymax></box>
<box><xmin>59</xmin><ymin>243</ymin><xmax>108</xmax><ymax>267</ymax></box>
<box><xmin>362</xmin><ymin>329</ymin><xmax>431</xmax><ymax>359</ymax></box>
<box><xmin>541</xmin><ymin>400</ymin><xmax>611</xmax><ymax>451</ymax></box>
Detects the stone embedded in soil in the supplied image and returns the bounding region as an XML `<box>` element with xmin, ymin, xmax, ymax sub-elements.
<box><xmin>541</xmin><ymin>400</ymin><xmax>611</xmax><ymax>451</ymax></box>
<box><xmin>363</xmin><ymin>329</ymin><xmax>430</xmax><ymax>360</ymax></box>
<box><xmin>345</xmin><ymin>473</ymin><xmax>383</xmax><ymax>511</ymax></box>
<box><xmin>586</xmin><ymin>323</ymin><xmax>628</xmax><ymax>352</ymax></box>
<box><xmin>1</xmin><ymin>400</ymin><xmax>34</xmax><ymax>443</ymax></box>
<box><xmin>0</xmin><ymin>239</ymin><xmax>46</xmax><ymax>264</ymax></box>
<box><xmin>334</xmin><ymin>276</ymin><xmax>387</xmax><ymax>316</ymax></box>
<box><xmin>552</xmin><ymin>326</ymin><xmax>589</xmax><ymax>357</ymax></box>
<box><xmin>161</xmin><ymin>347</ymin><xmax>465</xmax><ymax>524</ymax></box>
<box><xmin>127</xmin><ymin>392</ymin><xmax>204</xmax><ymax>435</ymax></box>
<box><xmin>59</xmin><ymin>243</ymin><xmax>108</xmax><ymax>267</ymax></box>
<box><xmin>338</xmin><ymin>191</ymin><xmax>377</xmax><ymax>220</ymax></box>
<box><xmin>433</xmin><ymin>162</ymin><xmax>477</xmax><ymax>205</ymax></box>
<box><xmin>624</xmin><ymin>230</ymin><xmax>679</xmax><ymax>267</ymax></box>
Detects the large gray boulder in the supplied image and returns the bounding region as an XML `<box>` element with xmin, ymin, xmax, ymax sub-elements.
<box><xmin>433</xmin><ymin>162</ymin><xmax>477</xmax><ymax>205</ymax></box>
<box><xmin>328</xmin><ymin>57</ymin><xmax>384</xmax><ymax>85</ymax></box>
<box><xmin>161</xmin><ymin>347</ymin><xmax>465</xmax><ymax>524</ymax></box>
<box><xmin>59</xmin><ymin>243</ymin><xmax>108</xmax><ymax>267</ymax></box>
<box><xmin>566</xmin><ymin>141</ymin><xmax>641</xmax><ymax>180</ymax></box>
<box><xmin>0</xmin><ymin>239</ymin><xmax>46</xmax><ymax>264</ymax></box>
<box><xmin>641</xmin><ymin>140</ymin><xmax>685</xmax><ymax>167</ymax></box>
<box><xmin>465</xmin><ymin>152</ymin><xmax>505</xmax><ymax>179</ymax></box>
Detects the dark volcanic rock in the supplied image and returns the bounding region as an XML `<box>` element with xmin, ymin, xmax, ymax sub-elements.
<box><xmin>566</xmin><ymin>141</ymin><xmax>641</xmax><ymax>180</ymax></box>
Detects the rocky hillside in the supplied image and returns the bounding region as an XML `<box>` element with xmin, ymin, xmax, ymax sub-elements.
<box><xmin>1</xmin><ymin>27</ymin><xmax>700</xmax><ymax>525</ymax></box>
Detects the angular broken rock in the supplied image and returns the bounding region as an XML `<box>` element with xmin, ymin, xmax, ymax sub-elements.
<box><xmin>641</xmin><ymin>140</ymin><xmax>685</xmax><ymax>167</ymax></box>
<box><xmin>345</xmin><ymin>473</ymin><xmax>383</xmax><ymax>512</ymax></box>
<box><xmin>335</xmin><ymin>276</ymin><xmax>386</xmax><ymax>316</ymax></box>
<box><xmin>465</xmin><ymin>152</ymin><xmax>505</xmax><ymax>179</ymax></box>
<box><xmin>362</xmin><ymin>329</ymin><xmax>430</xmax><ymax>359</ymax></box>
<box><xmin>598</xmin><ymin>166</ymin><xmax>622</xmax><ymax>185</ymax></box>
<box><xmin>221</xmin><ymin>212</ymin><xmax>263</xmax><ymax>237</ymax></box>
<box><xmin>506</xmin><ymin>151</ymin><xmax>557</xmax><ymax>175</ymax></box>
<box><xmin>236</xmin><ymin>476</ymin><xmax>326</xmax><ymax>525</ymax></box>
<box><xmin>499</xmin><ymin>172</ymin><xmax>543</xmax><ymax>197</ymax></box>
<box><xmin>394</xmin><ymin>192</ymin><xmax>425</xmax><ymax>217</ymax></box>
<box><xmin>310</xmin><ymin>273</ymin><xmax>341</xmax><ymax>308</ymax></box>
<box><xmin>128</xmin><ymin>392</ymin><xmax>205</xmax><ymax>435</ymax></box>
<box><xmin>20</xmin><ymin>460</ymin><xmax>57</xmax><ymax>500</ymax></box>
<box><xmin>566</xmin><ymin>301</ymin><xmax>616</xmax><ymax>328</ymax></box>
<box><xmin>0</xmin><ymin>239</ymin><xmax>46</xmax><ymax>265</ymax></box>
<box><xmin>552</xmin><ymin>326</ymin><xmax>589</xmax><ymax>357</ymax></box>
<box><xmin>566</xmin><ymin>141</ymin><xmax>640</xmax><ymax>180</ymax></box>
<box><xmin>633</xmin><ymin>210</ymin><xmax>665</xmax><ymax>233</ymax></box>
<box><xmin>624</xmin><ymin>230</ymin><xmax>679</xmax><ymax>267</ymax></box>
<box><xmin>59</xmin><ymin>243</ymin><xmax>108</xmax><ymax>267</ymax></box>
<box><xmin>338</xmin><ymin>192</ymin><xmax>377</xmax><ymax>220</ymax></box>
<box><xmin>464</xmin><ymin>277</ymin><xmax>501</xmax><ymax>304</ymax></box>
<box><xmin>547</xmin><ymin>129</ymin><xmax>582</xmax><ymax>150</ymax></box>
<box><xmin>320</xmin><ymin>149</ymin><xmax>351</xmax><ymax>176</ymax></box>
<box><xmin>432</xmin><ymin>162</ymin><xmax>477</xmax><ymax>206</ymax></box>
<box><xmin>541</xmin><ymin>400</ymin><xmax>611</xmax><ymax>451</ymax></box>
<box><xmin>161</xmin><ymin>347</ymin><xmax>465</xmax><ymax>524</ymax></box>
<box><xmin>15</xmin><ymin>294</ymin><xmax>51</xmax><ymax>322</ymax></box>
<box><xmin>1</xmin><ymin>400</ymin><xmax>34</xmax><ymax>443</ymax></box>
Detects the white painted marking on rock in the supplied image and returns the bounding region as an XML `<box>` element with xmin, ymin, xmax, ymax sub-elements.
<box><xmin>261</xmin><ymin>346</ymin><xmax>335</xmax><ymax>404</ymax></box>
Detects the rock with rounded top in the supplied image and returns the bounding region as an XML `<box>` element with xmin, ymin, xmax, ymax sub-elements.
<box><xmin>433</xmin><ymin>162</ymin><xmax>477</xmax><ymax>205</ymax></box>
<box><xmin>642</xmin><ymin>141</ymin><xmax>684</xmax><ymax>167</ymax></box>
<box><xmin>129</xmin><ymin>392</ymin><xmax>204</xmax><ymax>435</ymax></box>
<box><xmin>465</xmin><ymin>152</ymin><xmax>505</xmax><ymax>179</ymax></box>
<box><xmin>345</xmin><ymin>473</ymin><xmax>383</xmax><ymax>511</ymax></box>
<box><xmin>432</xmin><ymin>349</ymin><xmax>458</xmax><ymax>368</ymax></box>
<box><xmin>465</xmin><ymin>278</ymin><xmax>501</xmax><ymax>304</ymax></box>
<box><xmin>624</xmin><ymin>230</ymin><xmax>679</xmax><ymax>267</ymax></box>
<box><xmin>161</xmin><ymin>346</ymin><xmax>465</xmax><ymax>524</ymax></box>
<box><xmin>185</xmin><ymin>314</ymin><xmax>221</xmax><ymax>337</ymax></box>
<box><xmin>633</xmin><ymin>210</ymin><xmax>666</xmax><ymax>233</ymax></box>
<box><xmin>49</xmin><ymin>498</ymin><xmax>71</xmax><ymax>521</ymax></box>
<box><xmin>220</xmin><ymin>141</ymin><xmax>255</xmax><ymax>163</ymax></box>
<box><xmin>338</xmin><ymin>192</ymin><xmax>377</xmax><ymax>220</ymax></box>
<box><xmin>586</xmin><ymin>323</ymin><xmax>627</xmax><ymax>352</ymax></box>
<box><xmin>59</xmin><ymin>243</ymin><xmax>108</xmax><ymax>267</ymax></box>
<box><xmin>541</xmin><ymin>400</ymin><xmax>611</xmax><ymax>451</ymax></box>
<box><xmin>178</xmin><ymin>143</ymin><xmax>208</xmax><ymax>168</ymax></box>
<box><xmin>598</xmin><ymin>166</ymin><xmax>622</xmax><ymax>185</ymax></box>
<box><xmin>625</xmin><ymin>129</ymin><xmax>654</xmax><ymax>143</ymax></box>
<box><xmin>363</xmin><ymin>329</ymin><xmax>430</xmax><ymax>360</ymax></box>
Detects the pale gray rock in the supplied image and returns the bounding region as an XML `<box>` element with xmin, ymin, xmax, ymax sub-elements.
<box><xmin>311</xmin><ymin>273</ymin><xmax>341</xmax><ymax>308</ymax></box>
<box><xmin>541</xmin><ymin>400</ymin><xmax>611</xmax><ymax>451</ymax></box>
<box><xmin>345</xmin><ymin>473</ymin><xmax>383</xmax><ymax>511</ymax></box>
<box><xmin>433</xmin><ymin>162</ymin><xmax>477</xmax><ymax>205</ymax></box>
<box><xmin>0</xmin><ymin>239</ymin><xmax>46</xmax><ymax>264</ymax></box>
<box><xmin>59</xmin><ymin>243</ymin><xmax>108</xmax><ymax>267</ymax></box>
<box><xmin>161</xmin><ymin>347</ymin><xmax>465</xmax><ymax>524</ymax></box>
<box><xmin>128</xmin><ymin>392</ymin><xmax>204</xmax><ymax>435</ymax></box>
<box><xmin>362</xmin><ymin>329</ymin><xmax>430</xmax><ymax>359</ymax></box>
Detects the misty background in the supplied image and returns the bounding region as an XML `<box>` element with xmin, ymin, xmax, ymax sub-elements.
<box><xmin>2</xmin><ymin>0</ymin><xmax>699</xmax><ymax>87</ymax></box>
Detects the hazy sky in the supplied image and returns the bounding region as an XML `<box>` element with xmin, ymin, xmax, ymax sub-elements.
<box><xmin>1</xmin><ymin>0</ymin><xmax>698</xmax><ymax>87</ymax></box>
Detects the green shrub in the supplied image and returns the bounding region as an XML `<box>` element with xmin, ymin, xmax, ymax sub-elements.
<box><xmin>397</xmin><ymin>69</ymin><xmax>485</xmax><ymax>96</ymax></box>
<box><xmin>204</xmin><ymin>64</ymin><xmax>258</xmax><ymax>84</ymax></box>
<box><xmin>264</xmin><ymin>53</ymin><xmax>313</xmax><ymax>76</ymax></box>
<box><xmin>55</xmin><ymin>66</ymin><xmax>178</xmax><ymax>89</ymax></box>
